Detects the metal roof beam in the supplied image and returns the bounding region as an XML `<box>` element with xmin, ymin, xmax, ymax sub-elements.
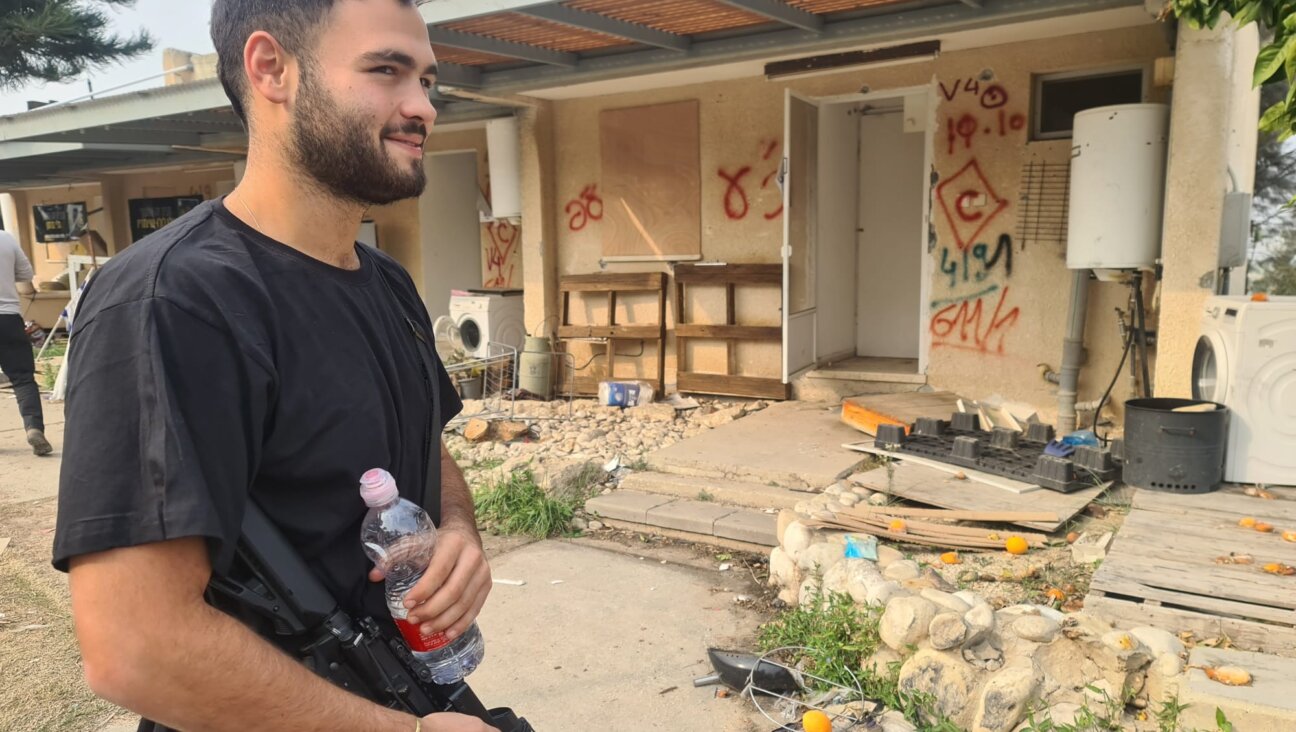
<box><xmin>959</xmin><ymin>0</ymin><xmax>984</xmax><ymax>8</ymax></box>
<box><xmin>517</xmin><ymin>5</ymin><xmax>692</xmax><ymax>52</ymax></box>
<box><xmin>15</xmin><ymin>128</ymin><xmax>206</xmax><ymax>146</ymax></box>
<box><xmin>476</xmin><ymin>0</ymin><xmax>1143</xmax><ymax>93</ymax></box>
<box><xmin>0</xmin><ymin>142</ymin><xmax>170</xmax><ymax>161</ymax></box>
<box><xmin>427</xmin><ymin>27</ymin><xmax>579</xmax><ymax>67</ymax></box>
<box><xmin>0</xmin><ymin>79</ymin><xmax>229</xmax><ymax>143</ymax></box>
<box><xmin>437</xmin><ymin>62</ymin><xmax>484</xmax><ymax>88</ymax></box>
<box><xmin>420</xmin><ymin>0</ymin><xmax>557</xmax><ymax>25</ymax></box>
<box><xmin>714</xmin><ymin>0</ymin><xmax>824</xmax><ymax>33</ymax></box>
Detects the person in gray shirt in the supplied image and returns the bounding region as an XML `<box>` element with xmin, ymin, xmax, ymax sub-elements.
<box><xmin>0</xmin><ymin>229</ymin><xmax>51</xmax><ymax>455</ymax></box>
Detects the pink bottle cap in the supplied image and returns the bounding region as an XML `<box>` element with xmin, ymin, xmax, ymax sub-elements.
<box><xmin>359</xmin><ymin>468</ymin><xmax>399</xmax><ymax>507</ymax></box>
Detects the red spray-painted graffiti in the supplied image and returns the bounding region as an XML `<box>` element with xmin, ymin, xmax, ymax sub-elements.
<box><xmin>717</xmin><ymin>138</ymin><xmax>783</xmax><ymax>221</ymax></box>
<box><xmin>564</xmin><ymin>184</ymin><xmax>604</xmax><ymax>232</ymax></box>
<box><xmin>930</xmin><ymin>286</ymin><xmax>1021</xmax><ymax>355</ymax></box>
<box><xmin>935</xmin><ymin>159</ymin><xmax>1008</xmax><ymax>251</ymax></box>
<box><xmin>483</xmin><ymin>220</ymin><xmax>519</xmax><ymax>288</ymax></box>
<box><xmin>940</xmin><ymin>80</ymin><xmax>1026</xmax><ymax>153</ymax></box>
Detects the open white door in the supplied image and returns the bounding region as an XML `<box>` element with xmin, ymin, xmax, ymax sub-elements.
<box><xmin>782</xmin><ymin>90</ymin><xmax>818</xmax><ymax>382</ymax></box>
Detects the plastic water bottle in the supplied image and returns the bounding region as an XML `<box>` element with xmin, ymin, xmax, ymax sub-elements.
<box><xmin>359</xmin><ymin>468</ymin><xmax>485</xmax><ymax>684</ymax></box>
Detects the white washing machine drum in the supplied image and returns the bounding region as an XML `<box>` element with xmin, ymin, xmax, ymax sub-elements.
<box><xmin>458</xmin><ymin>315</ymin><xmax>485</xmax><ymax>355</ymax></box>
<box><xmin>1191</xmin><ymin>333</ymin><xmax>1229</xmax><ymax>403</ymax></box>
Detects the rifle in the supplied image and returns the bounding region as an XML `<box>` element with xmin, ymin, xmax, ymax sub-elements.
<box><xmin>207</xmin><ymin>502</ymin><xmax>533</xmax><ymax>731</ymax></box>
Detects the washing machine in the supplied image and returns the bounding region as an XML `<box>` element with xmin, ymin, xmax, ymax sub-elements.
<box><xmin>1192</xmin><ymin>295</ymin><xmax>1296</xmax><ymax>485</ymax></box>
<box><xmin>447</xmin><ymin>290</ymin><xmax>525</xmax><ymax>359</ymax></box>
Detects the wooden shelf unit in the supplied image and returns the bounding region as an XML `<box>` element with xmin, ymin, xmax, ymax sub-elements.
<box><xmin>557</xmin><ymin>272</ymin><xmax>668</xmax><ymax>396</ymax></box>
<box><xmin>674</xmin><ymin>263</ymin><xmax>789</xmax><ymax>400</ymax></box>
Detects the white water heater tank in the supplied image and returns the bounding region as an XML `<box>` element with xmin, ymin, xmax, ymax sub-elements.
<box><xmin>1066</xmin><ymin>104</ymin><xmax>1170</xmax><ymax>272</ymax></box>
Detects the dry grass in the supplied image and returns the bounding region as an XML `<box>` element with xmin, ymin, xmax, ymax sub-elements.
<box><xmin>0</xmin><ymin>499</ymin><xmax>117</xmax><ymax>732</ymax></box>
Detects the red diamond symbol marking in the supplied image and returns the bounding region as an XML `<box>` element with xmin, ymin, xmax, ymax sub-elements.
<box><xmin>936</xmin><ymin>159</ymin><xmax>1008</xmax><ymax>251</ymax></box>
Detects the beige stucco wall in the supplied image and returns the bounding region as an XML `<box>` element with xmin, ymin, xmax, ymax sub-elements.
<box><xmin>543</xmin><ymin>23</ymin><xmax>1173</xmax><ymax>415</ymax></box>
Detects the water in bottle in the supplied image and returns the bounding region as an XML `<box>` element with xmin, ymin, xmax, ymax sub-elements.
<box><xmin>359</xmin><ymin>468</ymin><xmax>485</xmax><ymax>684</ymax></box>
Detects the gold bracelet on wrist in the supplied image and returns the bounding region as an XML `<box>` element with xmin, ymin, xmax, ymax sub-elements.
<box><xmin>414</xmin><ymin>719</ymin><xmax>421</xmax><ymax>732</ymax></box>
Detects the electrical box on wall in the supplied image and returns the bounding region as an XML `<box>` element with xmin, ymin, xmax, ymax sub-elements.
<box><xmin>486</xmin><ymin>117</ymin><xmax>521</xmax><ymax>220</ymax></box>
<box><xmin>1217</xmin><ymin>191</ymin><xmax>1252</xmax><ymax>269</ymax></box>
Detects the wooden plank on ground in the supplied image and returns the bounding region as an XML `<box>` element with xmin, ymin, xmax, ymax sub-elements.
<box><xmin>849</xmin><ymin>462</ymin><xmax>1106</xmax><ymax>533</ymax></box>
<box><xmin>836</xmin><ymin>505</ymin><xmax>1060</xmax><ymax>522</ymax></box>
<box><xmin>1084</xmin><ymin>594</ymin><xmax>1296</xmax><ymax>657</ymax></box>
<box><xmin>844</xmin><ymin>440</ymin><xmax>1040</xmax><ymax>495</ymax></box>
<box><xmin>840</xmin><ymin>391</ymin><xmax>963</xmax><ymax>436</ymax></box>
<box><xmin>677</xmin><ymin>372</ymin><xmax>789</xmax><ymax>400</ymax></box>
<box><xmin>1130</xmin><ymin>486</ymin><xmax>1296</xmax><ymax>524</ymax></box>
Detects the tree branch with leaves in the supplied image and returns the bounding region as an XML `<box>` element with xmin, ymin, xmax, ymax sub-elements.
<box><xmin>0</xmin><ymin>0</ymin><xmax>153</xmax><ymax>91</ymax></box>
<box><xmin>1165</xmin><ymin>1</ymin><xmax>1296</xmax><ymax>140</ymax></box>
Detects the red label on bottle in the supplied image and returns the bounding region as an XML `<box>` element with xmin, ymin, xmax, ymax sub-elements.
<box><xmin>394</xmin><ymin>617</ymin><xmax>451</xmax><ymax>652</ymax></box>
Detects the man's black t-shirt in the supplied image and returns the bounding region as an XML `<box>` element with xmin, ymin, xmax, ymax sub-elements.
<box><xmin>52</xmin><ymin>199</ymin><xmax>463</xmax><ymax>720</ymax></box>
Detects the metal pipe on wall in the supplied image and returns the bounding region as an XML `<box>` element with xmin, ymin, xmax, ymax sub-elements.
<box><xmin>1057</xmin><ymin>269</ymin><xmax>1092</xmax><ymax>434</ymax></box>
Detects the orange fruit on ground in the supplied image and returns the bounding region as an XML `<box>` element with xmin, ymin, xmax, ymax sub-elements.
<box><xmin>889</xmin><ymin>519</ymin><xmax>907</xmax><ymax>533</ymax></box>
<box><xmin>1238</xmin><ymin>517</ymin><xmax>1257</xmax><ymax>528</ymax></box>
<box><xmin>1066</xmin><ymin>531</ymin><xmax>1080</xmax><ymax>544</ymax></box>
<box><xmin>1282</xmin><ymin>530</ymin><xmax>1296</xmax><ymax>543</ymax></box>
<box><xmin>1045</xmin><ymin>587</ymin><xmax>1068</xmax><ymax>602</ymax></box>
<box><xmin>1255</xmin><ymin>522</ymin><xmax>1274</xmax><ymax>533</ymax></box>
<box><xmin>802</xmin><ymin>709</ymin><xmax>833</xmax><ymax>732</ymax></box>
<box><xmin>940</xmin><ymin>552</ymin><xmax>961</xmax><ymax>564</ymax></box>
<box><xmin>1005</xmin><ymin>536</ymin><xmax>1029</xmax><ymax>555</ymax></box>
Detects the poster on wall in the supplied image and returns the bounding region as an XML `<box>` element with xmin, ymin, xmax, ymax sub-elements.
<box><xmin>128</xmin><ymin>196</ymin><xmax>204</xmax><ymax>242</ymax></box>
<box><xmin>33</xmin><ymin>202</ymin><xmax>87</xmax><ymax>243</ymax></box>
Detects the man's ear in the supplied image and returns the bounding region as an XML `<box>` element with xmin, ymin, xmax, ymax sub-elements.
<box><xmin>244</xmin><ymin>30</ymin><xmax>294</xmax><ymax>109</ymax></box>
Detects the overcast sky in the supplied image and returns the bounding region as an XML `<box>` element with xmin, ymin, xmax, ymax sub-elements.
<box><xmin>0</xmin><ymin>0</ymin><xmax>215</xmax><ymax>116</ymax></box>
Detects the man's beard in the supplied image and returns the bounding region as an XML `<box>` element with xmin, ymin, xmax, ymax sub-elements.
<box><xmin>289</xmin><ymin>70</ymin><xmax>427</xmax><ymax>206</ymax></box>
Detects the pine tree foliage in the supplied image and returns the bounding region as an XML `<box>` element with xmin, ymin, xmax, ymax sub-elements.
<box><xmin>0</xmin><ymin>0</ymin><xmax>153</xmax><ymax>90</ymax></box>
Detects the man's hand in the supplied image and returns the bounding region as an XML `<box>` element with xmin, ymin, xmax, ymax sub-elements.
<box><xmin>369</xmin><ymin>526</ymin><xmax>491</xmax><ymax>641</ymax></box>
<box><xmin>422</xmin><ymin>712</ymin><xmax>498</xmax><ymax>731</ymax></box>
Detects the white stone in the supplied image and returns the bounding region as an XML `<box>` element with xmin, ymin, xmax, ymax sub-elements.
<box><xmin>830</xmin><ymin>558</ymin><xmax>886</xmax><ymax>604</ymax></box>
<box><xmin>880</xmin><ymin>596</ymin><xmax>938</xmax><ymax>651</ymax></box>
<box><xmin>973</xmin><ymin>664</ymin><xmax>1042</xmax><ymax>732</ymax></box>
<box><xmin>922</xmin><ymin>589</ymin><xmax>972</xmax><ymax>615</ymax></box>
<box><xmin>877</xmin><ymin>710</ymin><xmax>918</xmax><ymax>732</ymax></box>
<box><xmin>963</xmin><ymin>603</ymin><xmax>996</xmax><ymax>646</ymax></box>
<box><xmin>862</xmin><ymin>646</ymin><xmax>903</xmax><ymax>676</ymax></box>
<box><xmin>797</xmin><ymin>541</ymin><xmax>846</xmax><ymax>572</ymax></box>
<box><xmin>838</xmin><ymin>492</ymin><xmax>861</xmax><ymax>507</ymax></box>
<box><xmin>897</xmin><ymin>649</ymin><xmax>982</xmax><ymax>729</ymax></box>
<box><xmin>777</xmin><ymin>586</ymin><xmax>799</xmax><ymax>606</ymax></box>
<box><xmin>866</xmin><ymin>580</ymin><xmax>908</xmax><ymax>607</ymax></box>
<box><xmin>883</xmin><ymin>559</ymin><xmax>921</xmax><ymax>582</ymax></box>
<box><xmin>769</xmin><ymin>547</ymin><xmax>798</xmax><ymax>588</ymax></box>
<box><xmin>570</xmin><ymin>517</ymin><xmax>588</xmax><ymax>531</ymax></box>
<box><xmin>1011</xmin><ymin>615</ymin><xmax>1061</xmax><ymax>644</ymax></box>
<box><xmin>875</xmin><ymin>544</ymin><xmax>905</xmax><ymax>568</ymax></box>
<box><xmin>867</xmin><ymin>492</ymin><xmax>891</xmax><ymax>506</ymax></box>
<box><xmin>824</xmin><ymin>482</ymin><xmax>846</xmax><ymax>496</ymax></box>
<box><xmin>798</xmin><ymin>575</ymin><xmax>822</xmax><ymax>608</ymax></box>
<box><xmin>929</xmin><ymin>613</ymin><xmax>969</xmax><ymax>650</ymax></box>
<box><xmin>954</xmin><ymin>590</ymin><xmax>983</xmax><ymax>608</ymax></box>
<box><xmin>587</xmin><ymin>520</ymin><xmax>604</xmax><ymax>530</ymax></box>
<box><xmin>1154</xmin><ymin>652</ymin><xmax>1184</xmax><ymax>677</ymax></box>
<box><xmin>782</xmin><ymin>521</ymin><xmax>816</xmax><ymax>557</ymax></box>
<box><xmin>1031</xmin><ymin>605</ymin><xmax>1065</xmax><ymax>623</ymax></box>
<box><xmin>1130</xmin><ymin>626</ymin><xmax>1186</xmax><ymax>659</ymax></box>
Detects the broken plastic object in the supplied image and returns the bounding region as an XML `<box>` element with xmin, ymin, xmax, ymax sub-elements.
<box><xmin>693</xmin><ymin>648</ymin><xmax>804</xmax><ymax>694</ymax></box>
<box><xmin>844</xmin><ymin>534</ymin><xmax>878</xmax><ymax>560</ymax></box>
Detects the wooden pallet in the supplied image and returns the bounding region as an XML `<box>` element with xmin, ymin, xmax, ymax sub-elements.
<box><xmin>674</xmin><ymin>263</ymin><xmax>788</xmax><ymax>400</ymax></box>
<box><xmin>840</xmin><ymin>391</ymin><xmax>963</xmax><ymax>436</ymax></box>
<box><xmin>848</xmin><ymin>461</ymin><xmax>1106</xmax><ymax>533</ymax></box>
<box><xmin>1086</xmin><ymin>487</ymin><xmax>1296</xmax><ymax>656</ymax></box>
<box><xmin>557</xmin><ymin>272</ymin><xmax>668</xmax><ymax>396</ymax></box>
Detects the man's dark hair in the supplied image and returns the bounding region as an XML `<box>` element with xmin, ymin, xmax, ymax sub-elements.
<box><xmin>211</xmin><ymin>0</ymin><xmax>414</xmax><ymax>126</ymax></box>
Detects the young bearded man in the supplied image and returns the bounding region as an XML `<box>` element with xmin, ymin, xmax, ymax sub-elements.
<box><xmin>52</xmin><ymin>1</ymin><xmax>495</xmax><ymax>730</ymax></box>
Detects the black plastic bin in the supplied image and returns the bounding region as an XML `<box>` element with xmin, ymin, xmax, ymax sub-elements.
<box><xmin>1123</xmin><ymin>398</ymin><xmax>1227</xmax><ymax>494</ymax></box>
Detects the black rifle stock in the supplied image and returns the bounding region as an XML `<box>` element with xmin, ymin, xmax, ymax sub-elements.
<box><xmin>206</xmin><ymin>502</ymin><xmax>531</xmax><ymax>731</ymax></box>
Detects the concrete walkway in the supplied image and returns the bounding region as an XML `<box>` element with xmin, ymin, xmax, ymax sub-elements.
<box><xmin>0</xmin><ymin>395</ymin><xmax>63</xmax><ymax>504</ymax></box>
<box><xmin>470</xmin><ymin>539</ymin><xmax>768</xmax><ymax>731</ymax></box>
<box><xmin>646</xmin><ymin>400</ymin><xmax>868</xmax><ymax>490</ymax></box>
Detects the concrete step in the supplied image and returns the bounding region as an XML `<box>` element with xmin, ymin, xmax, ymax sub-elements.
<box><xmin>585</xmin><ymin>490</ymin><xmax>777</xmax><ymax>552</ymax></box>
<box><xmin>617</xmin><ymin>470</ymin><xmax>812</xmax><ymax>511</ymax></box>
<box><xmin>1176</xmin><ymin>647</ymin><xmax>1296</xmax><ymax>730</ymax></box>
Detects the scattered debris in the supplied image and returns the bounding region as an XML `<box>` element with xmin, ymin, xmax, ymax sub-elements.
<box><xmin>1261</xmin><ymin>562</ymin><xmax>1295</xmax><ymax>576</ymax></box>
<box><xmin>1069</xmin><ymin>531</ymin><xmax>1114</xmax><ymax>563</ymax></box>
<box><xmin>1197</xmin><ymin>665</ymin><xmax>1253</xmax><ymax>686</ymax></box>
<box><xmin>1215</xmin><ymin>553</ymin><xmax>1255</xmax><ymax>565</ymax></box>
<box><xmin>939</xmin><ymin>552</ymin><xmax>961</xmax><ymax>565</ymax></box>
<box><xmin>1254</xmin><ymin>522</ymin><xmax>1275</xmax><ymax>533</ymax></box>
<box><xmin>550</xmin><ymin>580</ymin><xmax>564</xmax><ymax>585</ymax></box>
<box><xmin>0</xmin><ymin>537</ymin><xmax>9</xmax><ymax>557</ymax></box>
<box><xmin>658</xmin><ymin>686</ymin><xmax>678</xmax><ymax>695</ymax></box>
<box><xmin>464</xmin><ymin>418</ymin><xmax>493</xmax><ymax>443</ymax></box>
<box><xmin>1065</xmin><ymin>531</ymin><xmax>1080</xmax><ymax>544</ymax></box>
<box><xmin>493</xmin><ymin>578</ymin><xmax>526</xmax><ymax>586</ymax></box>
<box><xmin>496</xmin><ymin>420</ymin><xmax>533</xmax><ymax>442</ymax></box>
<box><xmin>1244</xmin><ymin>486</ymin><xmax>1277</xmax><ymax>500</ymax></box>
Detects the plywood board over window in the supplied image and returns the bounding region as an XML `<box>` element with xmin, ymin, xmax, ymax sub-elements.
<box><xmin>599</xmin><ymin>99</ymin><xmax>701</xmax><ymax>259</ymax></box>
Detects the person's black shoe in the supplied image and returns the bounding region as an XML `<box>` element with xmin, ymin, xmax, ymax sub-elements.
<box><xmin>26</xmin><ymin>429</ymin><xmax>53</xmax><ymax>456</ymax></box>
